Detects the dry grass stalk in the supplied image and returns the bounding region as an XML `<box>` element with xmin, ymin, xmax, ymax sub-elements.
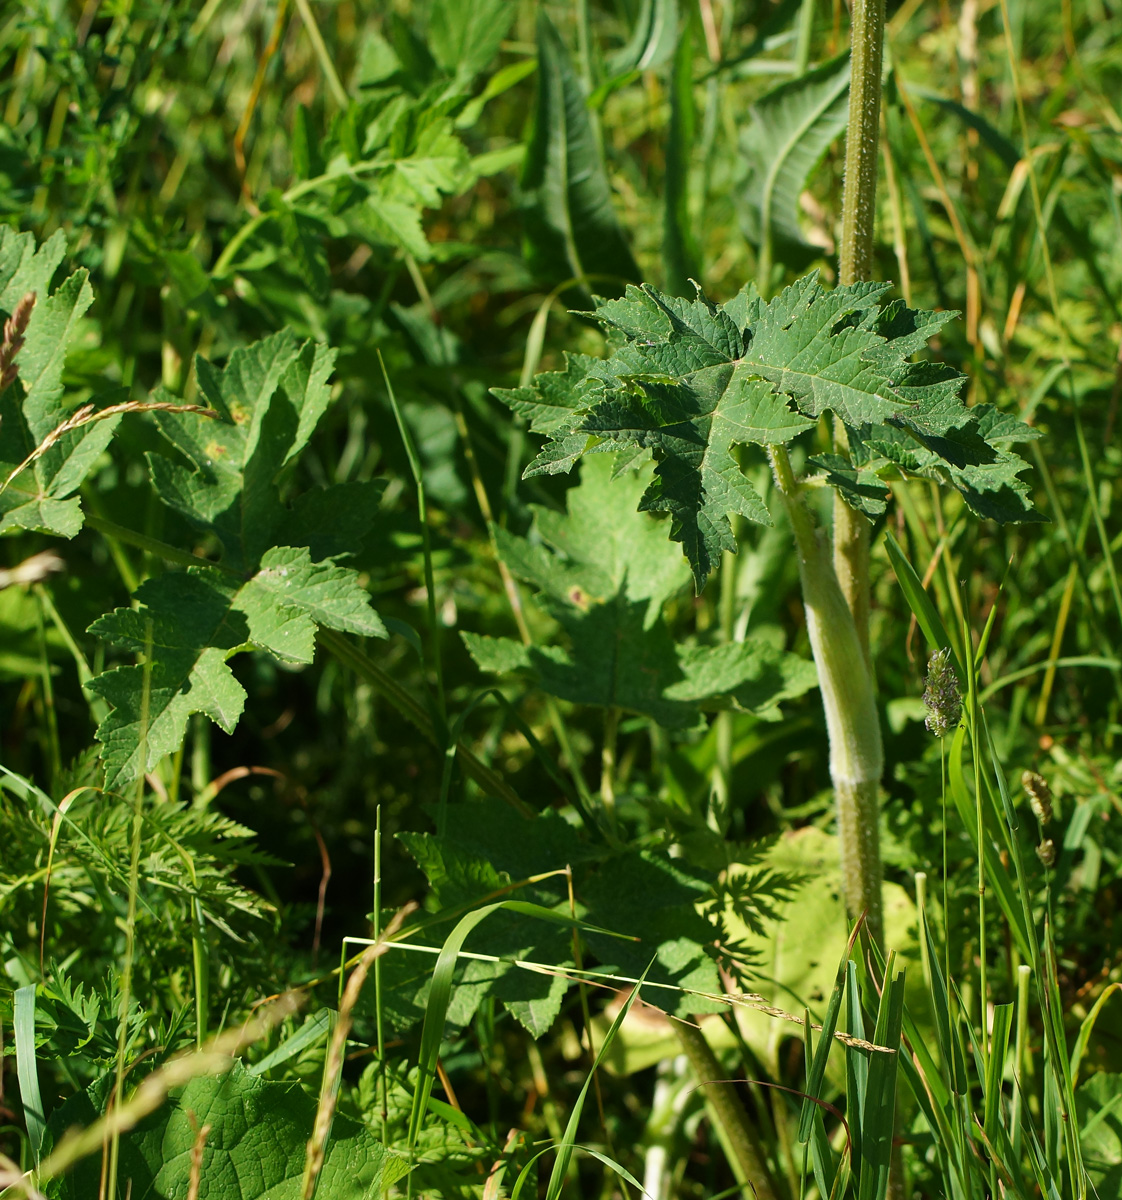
<box><xmin>0</xmin><ymin>292</ymin><xmax>36</xmax><ymax>392</ymax></box>
<box><xmin>0</xmin><ymin>400</ymin><xmax>220</xmax><ymax>498</ymax></box>
<box><xmin>300</xmin><ymin>903</ymin><xmax>415</xmax><ymax>1200</ymax></box>
<box><xmin>0</xmin><ymin>550</ymin><xmax>64</xmax><ymax>591</ymax></box>
<box><xmin>0</xmin><ymin>1151</ymin><xmax>46</xmax><ymax>1200</ymax></box>
<box><xmin>185</xmin><ymin>1114</ymin><xmax>212</xmax><ymax>1200</ymax></box>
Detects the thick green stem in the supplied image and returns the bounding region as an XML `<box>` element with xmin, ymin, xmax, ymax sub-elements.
<box><xmin>771</xmin><ymin>447</ymin><xmax>884</xmax><ymax>943</ymax></box>
<box><xmin>832</xmin><ymin>491</ymin><xmax>872</xmax><ymax>668</ymax></box>
<box><xmin>672</xmin><ymin>1020</ymin><xmax>780</xmax><ymax>1200</ymax></box>
<box><xmin>838</xmin><ymin>0</ymin><xmax>886</xmax><ymax>287</ymax></box>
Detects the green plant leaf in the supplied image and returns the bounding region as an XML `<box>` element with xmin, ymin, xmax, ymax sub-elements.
<box><xmin>740</xmin><ymin>54</ymin><xmax>850</xmax><ymax>256</ymax></box>
<box><xmin>663</xmin><ymin>25</ymin><xmax>701</xmax><ymax>297</ymax></box>
<box><xmin>520</xmin><ymin>13</ymin><xmax>641</xmax><ymax>294</ymax></box>
<box><xmin>428</xmin><ymin>0</ymin><xmax>514</xmax><ymax>82</ymax></box>
<box><xmin>148</xmin><ymin>328</ymin><xmax>341</xmax><ymax>570</ymax></box>
<box><xmin>46</xmin><ymin>1061</ymin><xmax>409</xmax><ymax>1199</ymax></box>
<box><xmin>463</xmin><ymin>456</ymin><xmax>815</xmax><ymax>725</ymax></box>
<box><xmin>88</xmin><ymin>551</ymin><xmax>385</xmax><ymax>792</ymax></box>
<box><xmin>609</xmin><ymin>0</ymin><xmax>680</xmax><ymax>74</ymax></box>
<box><xmin>0</xmin><ymin>235</ymin><xmax>120</xmax><ymax>538</ymax></box>
<box><xmin>510</xmin><ymin>274</ymin><xmax>1038</xmax><ymax>589</ymax></box>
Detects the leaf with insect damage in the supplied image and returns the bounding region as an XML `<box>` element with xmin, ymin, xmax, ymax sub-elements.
<box><xmin>88</xmin><ymin>550</ymin><xmax>384</xmax><ymax>792</ymax></box>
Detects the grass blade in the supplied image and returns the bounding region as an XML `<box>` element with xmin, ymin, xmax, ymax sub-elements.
<box><xmin>857</xmin><ymin>960</ymin><xmax>905</xmax><ymax>1200</ymax></box>
<box><xmin>14</xmin><ymin>985</ymin><xmax>46</xmax><ymax>1168</ymax></box>
<box><xmin>407</xmin><ymin>900</ymin><xmax>629</xmax><ymax>1153</ymax></box>
<box><xmin>883</xmin><ymin>530</ymin><xmax>961</xmax><ymax>678</ymax></box>
<box><xmin>798</xmin><ymin>921</ymin><xmax>860</xmax><ymax>1143</ymax></box>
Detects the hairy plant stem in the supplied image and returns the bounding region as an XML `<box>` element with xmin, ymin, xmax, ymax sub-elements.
<box><xmin>672</xmin><ymin>1019</ymin><xmax>779</xmax><ymax>1200</ymax></box>
<box><xmin>804</xmin><ymin>0</ymin><xmax>888</xmax><ymax>944</ymax></box>
<box><xmin>770</xmin><ymin>446</ymin><xmax>884</xmax><ymax>943</ymax></box>
<box><xmin>832</xmin><ymin>0</ymin><xmax>884</xmax><ymax>662</ymax></box>
<box><xmin>838</xmin><ymin>0</ymin><xmax>886</xmax><ymax>286</ymax></box>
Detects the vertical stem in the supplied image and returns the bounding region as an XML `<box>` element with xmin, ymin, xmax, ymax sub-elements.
<box><xmin>816</xmin><ymin>0</ymin><xmax>887</xmax><ymax>945</ymax></box>
<box><xmin>771</xmin><ymin>446</ymin><xmax>884</xmax><ymax>943</ymax></box>
<box><xmin>837</xmin><ymin>0</ymin><xmax>886</xmax><ymax>288</ymax></box>
<box><xmin>711</xmin><ymin>540</ymin><xmax>740</xmax><ymax>834</ymax></box>
<box><xmin>833</xmin><ymin>490</ymin><xmax>872</xmax><ymax>668</ymax></box>
<box><xmin>673</xmin><ymin>1019</ymin><xmax>780</xmax><ymax>1200</ymax></box>
<box><xmin>601</xmin><ymin>706</ymin><xmax>620</xmax><ymax>826</ymax></box>
<box><xmin>795</xmin><ymin>0</ymin><xmax>816</xmax><ymax>75</ymax></box>
<box><xmin>574</xmin><ymin>0</ymin><xmax>593</xmax><ymax>88</ymax></box>
<box><xmin>374</xmin><ymin>805</ymin><xmax>387</xmax><ymax>1139</ymax></box>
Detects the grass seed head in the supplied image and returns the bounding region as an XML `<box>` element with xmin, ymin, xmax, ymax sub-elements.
<box><xmin>0</xmin><ymin>291</ymin><xmax>36</xmax><ymax>392</ymax></box>
<box><xmin>1021</xmin><ymin>769</ymin><xmax>1054</xmax><ymax>825</ymax></box>
<box><xmin>1036</xmin><ymin>837</ymin><xmax>1056</xmax><ymax>867</ymax></box>
<box><xmin>923</xmin><ymin>647</ymin><xmax>962</xmax><ymax>738</ymax></box>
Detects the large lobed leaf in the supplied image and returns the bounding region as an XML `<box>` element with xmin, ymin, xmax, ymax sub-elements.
<box><xmin>88</xmin><ymin>329</ymin><xmax>387</xmax><ymax>791</ymax></box>
<box><xmin>463</xmin><ymin>455</ymin><xmax>816</xmax><ymax>727</ymax></box>
<box><xmin>500</xmin><ymin>274</ymin><xmax>1040</xmax><ymax>590</ymax></box>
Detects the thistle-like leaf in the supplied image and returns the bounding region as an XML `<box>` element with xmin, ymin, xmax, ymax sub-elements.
<box><xmin>501</xmin><ymin>274</ymin><xmax>1039</xmax><ymax>590</ymax></box>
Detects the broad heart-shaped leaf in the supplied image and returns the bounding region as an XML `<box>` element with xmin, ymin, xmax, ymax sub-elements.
<box><xmin>740</xmin><ymin>54</ymin><xmax>850</xmax><ymax>254</ymax></box>
<box><xmin>509</xmin><ymin>274</ymin><xmax>1040</xmax><ymax>589</ymax></box>
<box><xmin>0</xmin><ymin>232</ymin><xmax>121</xmax><ymax>537</ymax></box>
<box><xmin>463</xmin><ymin>456</ymin><xmax>816</xmax><ymax>727</ymax></box>
<box><xmin>45</xmin><ymin>1060</ymin><xmax>409</xmax><ymax>1200</ymax></box>
<box><xmin>520</xmin><ymin>13</ymin><xmax>641</xmax><ymax>295</ymax></box>
<box><xmin>88</xmin><ymin>550</ymin><xmax>385</xmax><ymax>792</ymax></box>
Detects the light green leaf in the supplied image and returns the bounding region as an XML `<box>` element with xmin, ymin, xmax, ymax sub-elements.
<box><xmin>0</xmin><ymin>264</ymin><xmax>121</xmax><ymax>538</ymax></box>
<box><xmin>609</xmin><ymin>0</ymin><xmax>680</xmax><ymax>74</ymax></box>
<box><xmin>663</xmin><ymin>25</ymin><xmax>700</xmax><ymax>297</ymax></box>
<box><xmin>47</xmin><ymin>1060</ymin><xmax>409</xmax><ymax>1199</ymax></box>
<box><xmin>428</xmin><ymin>0</ymin><xmax>515</xmax><ymax>82</ymax></box>
<box><xmin>0</xmin><ymin>228</ymin><xmax>67</xmax><ymax>311</ymax></box>
<box><xmin>148</xmin><ymin>330</ymin><xmax>341</xmax><ymax>568</ymax></box>
<box><xmin>465</xmin><ymin>456</ymin><xmax>813</xmax><ymax>725</ymax></box>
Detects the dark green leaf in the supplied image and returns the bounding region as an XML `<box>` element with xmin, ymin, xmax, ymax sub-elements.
<box><xmin>520</xmin><ymin>13</ymin><xmax>640</xmax><ymax>295</ymax></box>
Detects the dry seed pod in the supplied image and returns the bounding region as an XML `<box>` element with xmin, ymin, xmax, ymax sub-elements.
<box><xmin>1036</xmin><ymin>838</ymin><xmax>1056</xmax><ymax>867</ymax></box>
<box><xmin>1021</xmin><ymin>769</ymin><xmax>1053</xmax><ymax>825</ymax></box>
